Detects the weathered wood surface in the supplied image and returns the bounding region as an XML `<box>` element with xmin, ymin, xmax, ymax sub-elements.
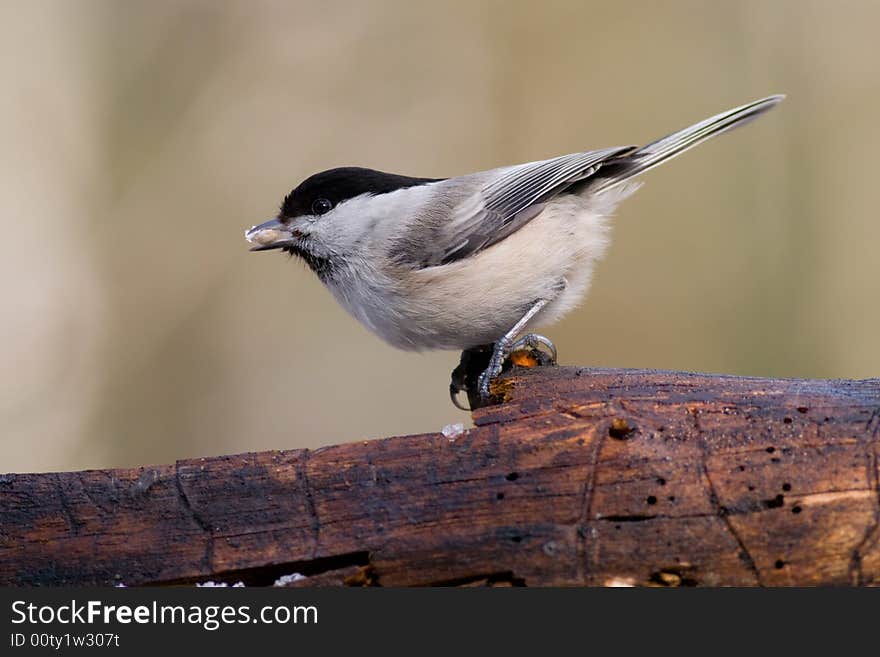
<box><xmin>2</xmin><ymin>366</ymin><xmax>879</xmax><ymax>586</ymax></box>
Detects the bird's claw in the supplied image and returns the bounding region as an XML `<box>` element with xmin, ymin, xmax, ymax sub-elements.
<box><xmin>449</xmin><ymin>381</ymin><xmax>470</xmax><ymax>410</ymax></box>
<box><xmin>509</xmin><ymin>333</ymin><xmax>557</xmax><ymax>364</ymax></box>
<box><xmin>477</xmin><ymin>333</ymin><xmax>557</xmax><ymax>402</ymax></box>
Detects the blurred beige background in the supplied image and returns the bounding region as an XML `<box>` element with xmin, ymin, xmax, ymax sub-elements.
<box><xmin>2</xmin><ymin>0</ymin><xmax>878</xmax><ymax>474</ymax></box>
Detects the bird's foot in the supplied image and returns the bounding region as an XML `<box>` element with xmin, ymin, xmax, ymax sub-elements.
<box><xmin>449</xmin><ymin>332</ymin><xmax>558</xmax><ymax>411</ymax></box>
<box><xmin>477</xmin><ymin>333</ymin><xmax>557</xmax><ymax>402</ymax></box>
<box><xmin>509</xmin><ymin>333</ymin><xmax>557</xmax><ymax>365</ymax></box>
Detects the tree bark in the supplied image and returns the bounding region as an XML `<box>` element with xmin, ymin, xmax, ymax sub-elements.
<box><xmin>2</xmin><ymin>366</ymin><xmax>879</xmax><ymax>586</ymax></box>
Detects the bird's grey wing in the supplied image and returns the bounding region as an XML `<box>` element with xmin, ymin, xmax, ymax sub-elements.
<box><xmin>399</xmin><ymin>146</ymin><xmax>636</xmax><ymax>268</ymax></box>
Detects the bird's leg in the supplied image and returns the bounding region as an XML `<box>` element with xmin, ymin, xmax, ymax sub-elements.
<box><xmin>477</xmin><ymin>296</ymin><xmax>555</xmax><ymax>401</ymax></box>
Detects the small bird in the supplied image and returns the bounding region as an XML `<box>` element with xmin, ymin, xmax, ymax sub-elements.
<box><xmin>246</xmin><ymin>95</ymin><xmax>783</xmax><ymax>405</ymax></box>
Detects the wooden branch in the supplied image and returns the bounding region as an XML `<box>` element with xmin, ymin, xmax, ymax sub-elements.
<box><xmin>2</xmin><ymin>366</ymin><xmax>879</xmax><ymax>586</ymax></box>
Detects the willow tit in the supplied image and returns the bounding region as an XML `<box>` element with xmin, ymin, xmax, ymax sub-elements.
<box><xmin>246</xmin><ymin>95</ymin><xmax>783</xmax><ymax>405</ymax></box>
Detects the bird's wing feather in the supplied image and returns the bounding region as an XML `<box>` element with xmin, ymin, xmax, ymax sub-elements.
<box><xmin>398</xmin><ymin>146</ymin><xmax>635</xmax><ymax>268</ymax></box>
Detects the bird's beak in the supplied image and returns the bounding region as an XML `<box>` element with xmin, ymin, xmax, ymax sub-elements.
<box><xmin>244</xmin><ymin>218</ymin><xmax>299</xmax><ymax>252</ymax></box>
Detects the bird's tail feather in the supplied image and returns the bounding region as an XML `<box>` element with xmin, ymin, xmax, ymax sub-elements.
<box><xmin>590</xmin><ymin>95</ymin><xmax>785</xmax><ymax>193</ymax></box>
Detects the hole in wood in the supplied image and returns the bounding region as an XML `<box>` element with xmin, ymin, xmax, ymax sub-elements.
<box><xmin>763</xmin><ymin>494</ymin><xmax>785</xmax><ymax>509</ymax></box>
<box><xmin>609</xmin><ymin>418</ymin><xmax>635</xmax><ymax>440</ymax></box>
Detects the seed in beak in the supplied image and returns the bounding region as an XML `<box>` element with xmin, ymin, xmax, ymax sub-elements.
<box><xmin>245</xmin><ymin>225</ymin><xmax>286</xmax><ymax>247</ymax></box>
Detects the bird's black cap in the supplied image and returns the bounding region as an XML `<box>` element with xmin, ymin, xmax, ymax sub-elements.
<box><xmin>280</xmin><ymin>167</ymin><xmax>443</xmax><ymax>219</ymax></box>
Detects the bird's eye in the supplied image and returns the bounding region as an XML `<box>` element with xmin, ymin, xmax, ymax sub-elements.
<box><xmin>311</xmin><ymin>198</ymin><xmax>333</xmax><ymax>216</ymax></box>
